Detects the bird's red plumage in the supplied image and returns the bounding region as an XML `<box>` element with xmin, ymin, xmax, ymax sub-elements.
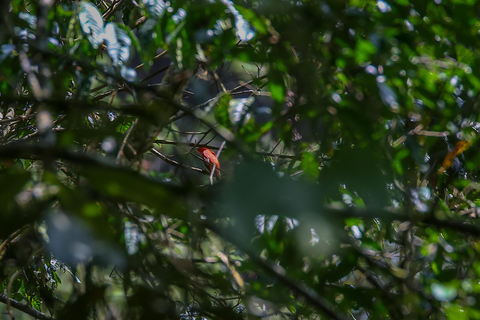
<box><xmin>197</xmin><ymin>147</ymin><xmax>221</xmax><ymax>180</ymax></box>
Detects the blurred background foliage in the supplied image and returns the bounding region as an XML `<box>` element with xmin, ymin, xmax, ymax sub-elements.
<box><xmin>1</xmin><ymin>0</ymin><xmax>480</xmax><ymax>319</ymax></box>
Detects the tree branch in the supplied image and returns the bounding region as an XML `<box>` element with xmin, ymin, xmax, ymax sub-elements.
<box><xmin>207</xmin><ymin>223</ymin><xmax>348</xmax><ymax>320</ymax></box>
<box><xmin>149</xmin><ymin>147</ymin><xmax>209</xmax><ymax>176</ymax></box>
<box><xmin>0</xmin><ymin>294</ymin><xmax>54</xmax><ymax>320</ymax></box>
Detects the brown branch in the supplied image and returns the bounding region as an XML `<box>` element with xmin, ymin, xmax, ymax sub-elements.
<box><xmin>19</xmin><ymin>127</ymin><xmax>65</xmax><ymax>141</ymax></box>
<box><xmin>154</xmin><ymin>140</ymin><xmax>221</xmax><ymax>149</ymax></box>
<box><xmin>135</xmin><ymin>50</ymin><xmax>168</xmax><ymax>71</ymax></box>
<box><xmin>0</xmin><ymin>114</ymin><xmax>36</xmax><ymax>125</ymax></box>
<box><xmin>255</xmin><ymin>151</ymin><xmax>297</xmax><ymax>159</ymax></box>
<box><xmin>0</xmin><ymin>294</ymin><xmax>54</xmax><ymax>320</ymax></box>
<box><xmin>195</xmin><ymin>74</ymin><xmax>267</xmax><ymax>108</ymax></box>
<box><xmin>230</xmin><ymin>75</ymin><xmax>267</xmax><ymax>93</ymax></box>
<box><xmin>156</xmin><ymin>100</ymin><xmax>250</xmax><ymax>157</ymax></box>
<box><xmin>133</xmin><ymin>16</ymin><xmax>146</xmax><ymax>29</ymax></box>
<box><xmin>0</xmin><ymin>227</ymin><xmax>27</xmax><ymax>258</ymax></box>
<box><xmin>102</xmin><ymin>0</ymin><xmax>125</xmax><ymax>21</ymax></box>
<box><xmin>92</xmin><ymin>64</ymin><xmax>169</xmax><ymax>102</ymax></box>
<box><xmin>149</xmin><ymin>147</ymin><xmax>208</xmax><ymax>176</ymax></box>
<box><xmin>154</xmin><ymin>140</ymin><xmax>299</xmax><ymax>159</ymax></box>
<box><xmin>421</xmin><ymin>216</ymin><xmax>480</xmax><ymax>236</ymax></box>
<box><xmin>208</xmin><ymin>141</ymin><xmax>225</xmax><ymax>184</ymax></box>
<box><xmin>140</xmin><ymin>65</ymin><xmax>169</xmax><ymax>83</ymax></box>
<box><xmin>92</xmin><ymin>86</ymin><xmax>126</xmax><ymax>102</ymax></box>
<box><xmin>18</xmin><ymin>51</ymin><xmax>45</xmax><ymax>100</ymax></box>
<box><xmin>90</xmin><ymin>50</ymin><xmax>168</xmax><ymax>94</ymax></box>
<box><xmin>7</xmin><ymin>270</ymin><xmax>22</xmax><ymax>319</ymax></box>
<box><xmin>90</xmin><ymin>51</ymin><xmax>168</xmax><ymax>100</ymax></box>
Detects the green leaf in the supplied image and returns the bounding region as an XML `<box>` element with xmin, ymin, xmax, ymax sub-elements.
<box><xmin>235</xmin><ymin>6</ymin><xmax>267</xmax><ymax>35</ymax></box>
<box><xmin>214</xmin><ymin>93</ymin><xmax>233</xmax><ymax>128</ymax></box>
<box><xmin>393</xmin><ymin>149</ymin><xmax>409</xmax><ymax>174</ymax></box>
<box><xmin>318</xmin><ymin>147</ymin><xmax>392</xmax><ymax>209</ymax></box>
<box><xmin>228</xmin><ymin>96</ymin><xmax>254</xmax><ymax>127</ymax></box>
<box><xmin>355</xmin><ymin>39</ymin><xmax>377</xmax><ymax>64</ymax></box>
<box><xmin>117</xmin><ymin>23</ymin><xmax>141</xmax><ymax>59</ymax></box>
<box><xmin>301</xmin><ymin>152</ymin><xmax>320</xmax><ymax>180</ymax></box>
<box><xmin>268</xmin><ymin>82</ymin><xmax>285</xmax><ymax>103</ymax></box>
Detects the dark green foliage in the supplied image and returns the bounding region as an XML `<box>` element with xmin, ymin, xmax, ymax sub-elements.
<box><xmin>2</xmin><ymin>1</ymin><xmax>480</xmax><ymax>319</ymax></box>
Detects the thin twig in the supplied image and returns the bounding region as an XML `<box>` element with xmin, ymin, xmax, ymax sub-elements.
<box><xmin>135</xmin><ymin>51</ymin><xmax>168</xmax><ymax>71</ymax></box>
<box><xmin>208</xmin><ymin>141</ymin><xmax>225</xmax><ymax>185</ymax></box>
<box><xmin>155</xmin><ymin>140</ymin><xmax>299</xmax><ymax>159</ymax></box>
<box><xmin>150</xmin><ymin>147</ymin><xmax>208</xmax><ymax>176</ymax></box>
<box><xmin>102</xmin><ymin>0</ymin><xmax>125</xmax><ymax>21</ymax></box>
<box><xmin>7</xmin><ymin>270</ymin><xmax>22</xmax><ymax>319</ymax></box>
<box><xmin>133</xmin><ymin>16</ymin><xmax>146</xmax><ymax>29</ymax></box>
<box><xmin>117</xmin><ymin>118</ymin><xmax>137</xmax><ymax>160</ymax></box>
<box><xmin>0</xmin><ymin>114</ymin><xmax>36</xmax><ymax>125</ymax></box>
<box><xmin>18</xmin><ymin>51</ymin><xmax>44</xmax><ymax>99</ymax></box>
<box><xmin>140</xmin><ymin>65</ymin><xmax>169</xmax><ymax>83</ymax></box>
<box><xmin>195</xmin><ymin>75</ymin><xmax>267</xmax><ymax>108</ymax></box>
<box><xmin>0</xmin><ymin>227</ymin><xmax>26</xmax><ymax>258</ymax></box>
<box><xmin>90</xmin><ymin>49</ymin><xmax>167</xmax><ymax>94</ymax></box>
<box><xmin>92</xmin><ymin>64</ymin><xmax>169</xmax><ymax>102</ymax></box>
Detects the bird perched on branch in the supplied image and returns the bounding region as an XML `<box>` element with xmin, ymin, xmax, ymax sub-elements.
<box><xmin>197</xmin><ymin>147</ymin><xmax>221</xmax><ymax>180</ymax></box>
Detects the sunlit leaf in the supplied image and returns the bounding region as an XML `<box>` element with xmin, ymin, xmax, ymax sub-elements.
<box><xmin>221</xmin><ymin>0</ymin><xmax>255</xmax><ymax>41</ymax></box>
<box><xmin>78</xmin><ymin>1</ymin><xmax>105</xmax><ymax>48</ymax></box>
<box><xmin>143</xmin><ymin>0</ymin><xmax>166</xmax><ymax>18</ymax></box>
<box><xmin>268</xmin><ymin>82</ymin><xmax>284</xmax><ymax>103</ymax></box>
<box><xmin>228</xmin><ymin>97</ymin><xmax>254</xmax><ymax>126</ymax></box>
<box><xmin>431</xmin><ymin>282</ymin><xmax>457</xmax><ymax>302</ymax></box>
<box><xmin>355</xmin><ymin>39</ymin><xmax>377</xmax><ymax>64</ymax></box>
<box><xmin>104</xmin><ymin>22</ymin><xmax>132</xmax><ymax>65</ymax></box>
<box><xmin>18</xmin><ymin>12</ymin><xmax>37</xmax><ymax>28</ymax></box>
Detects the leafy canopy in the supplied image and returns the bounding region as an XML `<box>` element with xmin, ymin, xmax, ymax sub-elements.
<box><xmin>1</xmin><ymin>0</ymin><xmax>480</xmax><ymax>319</ymax></box>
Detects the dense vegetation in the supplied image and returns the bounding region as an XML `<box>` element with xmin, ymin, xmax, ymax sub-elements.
<box><xmin>2</xmin><ymin>0</ymin><xmax>480</xmax><ymax>319</ymax></box>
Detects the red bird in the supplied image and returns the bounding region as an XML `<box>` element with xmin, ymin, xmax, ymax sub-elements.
<box><xmin>197</xmin><ymin>147</ymin><xmax>221</xmax><ymax>180</ymax></box>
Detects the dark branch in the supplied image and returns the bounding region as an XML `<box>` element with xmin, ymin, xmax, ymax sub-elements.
<box><xmin>149</xmin><ymin>147</ymin><xmax>209</xmax><ymax>176</ymax></box>
<box><xmin>207</xmin><ymin>223</ymin><xmax>348</xmax><ymax>320</ymax></box>
<box><xmin>0</xmin><ymin>294</ymin><xmax>54</xmax><ymax>320</ymax></box>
